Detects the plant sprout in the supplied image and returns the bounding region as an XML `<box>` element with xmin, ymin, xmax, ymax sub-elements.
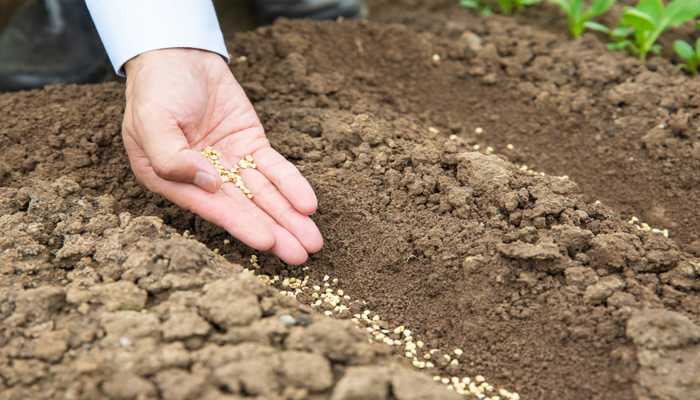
<box><xmin>459</xmin><ymin>0</ymin><xmax>542</xmax><ymax>16</ymax></box>
<box><xmin>546</xmin><ymin>0</ymin><xmax>616</xmax><ymax>39</ymax></box>
<box><xmin>595</xmin><ymin>0</ymin><xmax>700</xmax><ymax>62</ymax></box>
<box><xmin>674</xmin><ymin>38</ymin><xmax>700</xmax><ymax>75</ymax></box>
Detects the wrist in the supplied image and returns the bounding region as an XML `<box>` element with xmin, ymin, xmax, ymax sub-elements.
<box><xmin>124</xmin><ymin>48</ymin><xmax>223</xmax><ymax>78</ymax></box>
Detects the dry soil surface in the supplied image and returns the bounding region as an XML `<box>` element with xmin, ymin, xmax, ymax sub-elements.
<box><xmin>2</xmin><ymin>7</ymin><xmax>700</xmax><ymax>400</ymax></box>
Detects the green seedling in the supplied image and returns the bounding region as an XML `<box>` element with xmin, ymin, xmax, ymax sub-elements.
<box><xmin>601</xmin><ymin>0</ymin><xmax>700</xmax><ymax>62</ymax></box>
<box><xmin>546</xmin><ymin>0</ymin><xmax>616</xmax><ymax>39</ymax></box>
<box><xmin>459</xmin><ymin>0</ymin><xmax>493</xmax><ymax>16</ymax></box>
<box><xmin>459</xmin><ymin>0</ymin><xmax>542</xmax><ymax>16</ymax></box>
<box><xmin>674</xmin><ymin>38</ymin><xmax>700</xmax><ymax>75</ymax></box>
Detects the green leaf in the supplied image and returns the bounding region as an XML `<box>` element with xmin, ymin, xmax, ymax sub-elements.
<box><xmin>547</xmin><ymin>0</ymin><xmax>570</xmax><ymax>14</ymax></box>
<box><xmin>480</xmin><ymin>6</ymin><xmax>493</xmax><ymax>15</ymax></box>
<box><xmin>635</xmin><ymin>0</ymin><xmax>664</xmax><ymax>25</ymax></box>
<box><xmin>666</xmin><ymin>0</ymin><xmax>700</xmax><ymax>27</ymax></box>
<box><xmin>519</xmin><ymin>0</ymin><xmax>542</xmax><ymax>5</ymax></box>
<box><xmin>650</xmin><ymin>43</ymin><xmax>662</xmax><ymax>54</ymax></box>
<box><xmin>611</xmin><ymin>26</ymin><xmax>635</xmax><ymax>38</ymax></box>
<box><xmin>622</xmin><ymin>8</ymin><xmax>655</xmax><ymax>32</ymax></box>
<box><xmin>674</xmin><ymin>40</ymin><xmax>695</xmax><ymax>60</ymax></box>
<box><xmin>608</xmin><ymin>40</ymin><xmax>633</xmax><ymax>50</ymax></box>
<box><xmin>587</xmin><ymin>0</ymin><xmax>615</xmax><ymax>18</ymax></box>
<box><xmin>689</xmin><ymin>54</ymin><xmax>700</xmax><ymax>70</ymax></box>
<box><xmin>570</xmin><ymin>0</ymin><xmax>583</xmax><ymax>19</ymax></box>
<box><xmin>696</xmin><ymin>38</ymin><xmax>700</xmax><ymax>55</ymax></box>
<box><xmin>583</xmin><ymin>21</ymin><xmax>610</xmax><ymax>33</ymax></box>
<box><xmin>459</xmin><ymin>0</ymin><xmax>479</xmax><ymax>8</ymax></box>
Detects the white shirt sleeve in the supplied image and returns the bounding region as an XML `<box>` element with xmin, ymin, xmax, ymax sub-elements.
<box><xmin>85</xmin><ymin>0</ymin><xmax>230</xmax><ymax>77</ymax></box>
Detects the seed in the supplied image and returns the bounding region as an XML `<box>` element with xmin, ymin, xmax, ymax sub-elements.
<box><xmin>394</xmin><ymin>326</ymin><xmax>405</xmax><ymax>334</ymax></box>
<box><xmin>475</xmin><ymin>127</ymin><xmax>483</xmax><ymax>134</ymax></box>
<box><xmin>405</xmin><ymin>352</ymin><xmax>413</xmax><ymax>358</ymax></box>
<box><xmin>444</xmin><ymin>354</ymin><xmax>451</xmax><ymax>361</ymax></box>
<box><xmin>429</xmin><ymin>126</ymin><xmax>439</xmax><ymax>134</ymax></box>
<box><xmin>426</xmin><ymin>362</ymin><xmax>434</xmax><ymax>368</ymax></box>
<box><xmin>454</xmin><ymin>349</ymin><xmax>463</xmax><ymax>355</ymax></box>
<box><xmin>432</xmin><ymin>54</ymin><xmax>440</xmax><ymax>62</ymax></box>
<box><xmin>337</xmin><ymin>289</ymin><xmax>344</xmax><ymax>296</ymax></box>
<box><xmin>245</xmin><ymin>155</ymin><xmax>253</xmax><ymax>162</ymax></box>
<box><xmin>324</xmin><ymin>311</ymin><xmax>333</xmax><ymax>316</ymax></box>
<box><xmin>506</xmin><ymin>144</ymin><xmax>514</xmax><ymax>150</ymax></box>
<box><xmin>433</xmin><ymin>376</ymin><xmax>441</xmax><ymax>382</ymax></box>
<box><xmin>412</xmin><ymin>360</ymin><xmax>421</xmax><ymax>368</ymax></box>
<box><xmin>403</xmin><ymin>330</ymin><xmax>411</xmax><ymax>336</ymax></box>
<box><xmin>476</xmin><ymin>375</ymin><xmax>485</xmax><ymax>382</ymax></box>
<box><xmin>372</xmin><ymin>315</ymin><xmax>380</xmax><ymax>321</ymax></box>
<box><xmin>441</xmin><ymin>378</ymin><xmax>450</xmax><ymax>385</ymax></box>
<box><xmin>247</xmin><ymin>194</ymin><xmax>254</xmax><ymax>199</ymax></box>
<box><xmin>450</xmin><ymin>359</ymin><xmax>459</xmax><ymax>366</ymax></box>
<box><xmin>417</xmin><ymin>341</ymin><xmax>424</xmax><ymax>348</ymax></box>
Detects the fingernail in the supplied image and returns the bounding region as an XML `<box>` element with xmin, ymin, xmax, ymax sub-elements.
<box><xmin>194</xmin><ymin>171</ymin><xmax>217</xmax><ymax>192</ymax></box>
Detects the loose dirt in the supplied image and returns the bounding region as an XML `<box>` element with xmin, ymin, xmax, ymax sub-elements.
<box><xmin>1</xmin><ymin>6</ymin><xmax>700</xmax><ymax>400</ymax></box>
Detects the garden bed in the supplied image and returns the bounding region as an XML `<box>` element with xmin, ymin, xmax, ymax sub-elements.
<box><xmin>1</xmin><ymin>4</ymin><xmax>700</xmax><ymax>400</ymax></box>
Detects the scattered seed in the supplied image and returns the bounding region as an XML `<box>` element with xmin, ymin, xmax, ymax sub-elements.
<box><xmin>200</xmin><ymin>147</ymin><xmax>256</xmax><ymax>199</ymax></box>
<box><xmin>475</xmin><ymin>127</ymin><xmax>483</xmax><ymax>134</ymax></box>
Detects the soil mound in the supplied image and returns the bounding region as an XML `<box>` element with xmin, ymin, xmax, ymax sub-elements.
<box><xmin>2</xmin><ymin>17</ymin><xmax>700</xmax><ymax>400</ymax></box>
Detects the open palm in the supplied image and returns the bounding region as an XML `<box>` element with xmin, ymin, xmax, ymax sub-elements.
<box><xmin>122</xmin><ymin>49</ymin><xmax>322</xmax><ymax>264</ymax></box>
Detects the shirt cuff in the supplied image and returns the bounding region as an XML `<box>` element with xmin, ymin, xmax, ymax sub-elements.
<box><xmin>85</xmin><ymin>0</ymin><xmax>230</xmax><ymax>77</ymax></box>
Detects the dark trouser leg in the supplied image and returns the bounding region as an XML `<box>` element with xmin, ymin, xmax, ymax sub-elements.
<box><xmin>0</xmin><ymin>0</ymin><xmax>110</xmax><ymax>93</ymax></box>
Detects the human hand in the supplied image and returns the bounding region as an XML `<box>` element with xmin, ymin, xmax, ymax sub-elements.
<box><xmin>122</xmin><ymin>48</ymin><xmax>322</xmax><ymax>264</ymax></box>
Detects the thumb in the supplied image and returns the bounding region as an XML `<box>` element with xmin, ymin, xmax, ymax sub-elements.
<box><xmin>149</xmin><ymin>148</ymin><xmax>222</xmax><ymax>193</ymax></box>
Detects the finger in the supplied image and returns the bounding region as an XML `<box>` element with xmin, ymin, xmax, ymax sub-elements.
<box><xmin>251</xmin><ymin>147</ymin><xmax>318</xmax><ymax>215</ymax></box>
<box><xmin>138</xmin><ymin>167</ymin><xmax>275</xmax><ymax>251</ymax></box>
<box><xmin>221</xmin><ymin>184</ymin><xmax>311</xmax><ymax>264</ymax></box>
<box><xmin>237</xmin><ymin>167</ymin><xmax>323</xmax><ymax>254</ymax></box>
<box><xmin>130</xmin><ymin>108</ymin><xmax>222</xmax><ymax>193</ymax></box>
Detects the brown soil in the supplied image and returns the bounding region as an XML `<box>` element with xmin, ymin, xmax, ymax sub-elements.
<box><xmin>2</xmin><ymin>5</ymin><xmax>700</xmax><ymax>400</ymax></box>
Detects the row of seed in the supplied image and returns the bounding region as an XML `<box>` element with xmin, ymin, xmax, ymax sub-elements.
<box><xmin>243</xmin><ymin>256</ymin><xmax>519</xmax><ymax>400</ymax></box>
<box><xmin>627</xmin><ymin>216</ymin><xmax>669</xmax><ymax>237</ymax></box>
<box><xmin>453</xmin><ymin>128</ymin><xmax>670</xmax><ymax>238</ymax></box>
<box><xmin>200</xmin><ymin>146</ymin><xmax>256</xmax><ymax>198</ymax></box>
